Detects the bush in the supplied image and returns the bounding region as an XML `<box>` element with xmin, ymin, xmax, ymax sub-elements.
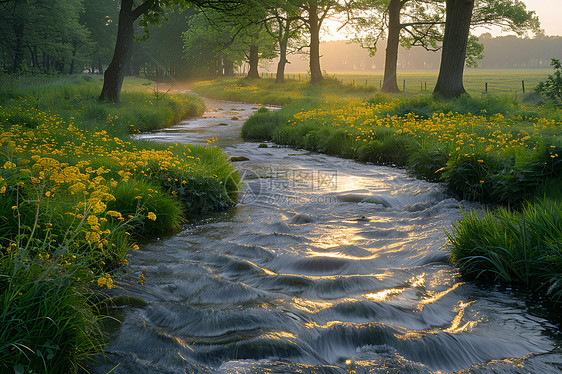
<box><xmin>536</xmin><ymin>58</ymin><xmax>562</xmax><ymax>107</ymax></box>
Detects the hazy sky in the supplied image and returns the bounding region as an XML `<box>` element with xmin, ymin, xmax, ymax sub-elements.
<box><xmin>523</xmin><ymin>0</ymin><xmax>562</xmax><ymax>36</ymax></box>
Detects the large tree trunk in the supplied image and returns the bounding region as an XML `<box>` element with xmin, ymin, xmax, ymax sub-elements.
<box><xmin>382</xmin><ymin>0</ymin><xmax>402</xmax><ymax>93</ymax></box>
<box><xmin>99</xmin><ymin>0</ymin><xmax>136</xmax><ymax>102</ymax></box>
<box><xmin>275</xmin><ymin>37</ymin><xmax>288</xmax><ymax>83</ymax></box>
<box><xmin>433</xmin><ymin>0</ymin><xmax>475</xmax><ymax>98</ymax></box>
<box><xmin>246</xmin><ymin>44</ymin><xmax>260</xmax><ymax>79</ymax></box>
<box><xmin>99</xmin><ymin>0</ymin><xmax>154</xmax><ymax>102</ymax></box>
<box><xmin>308</xmin><ymin>0</ymin><xmax>323</xmax><ymax>84</ymax></box>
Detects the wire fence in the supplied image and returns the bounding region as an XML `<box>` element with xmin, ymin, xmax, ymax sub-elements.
<box><xmin>251</xmin><ymin>70</ymin><xmax>550</xmax><ymax>95</ymax></box>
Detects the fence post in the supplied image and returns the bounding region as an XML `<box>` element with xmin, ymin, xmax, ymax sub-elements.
<box><xmin>485</xmin><ymin>82</ymin><xmax>488</xmax><ymax>93</ymax></box>
<box><xmin>353</xmin><ymin>79</ymin><xmax>355</xmax><ymax>86</ymax></box>
<box><xmin>522</xmin><ymin>80</ymin><xmax>525</xmax><ymax>93</ymax></box>
<box><xmin>425</xmin><ymin>82</ymin><xmax>427</xmax><ymax>91</ymax></box>
<box><xmin>403</xmin><ymin>80</ymin><xmax>406</xmax><ymax>92</ymax></box>
<box><xmin>380</xmin><ymin>80</ymin><xmax>382</xmax><ymax>89</ymax></box>
<box><xmin>365</xmin><ymin>79</ymin><xmax>368</xmax><ymax>88</ymax></box>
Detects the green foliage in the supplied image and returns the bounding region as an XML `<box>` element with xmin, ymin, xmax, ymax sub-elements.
<box><xmin>0</xmin><ymin>0</ymin><xmax>93</xmax><ymax>74</ymax></box>
<box><xmin>536</xmin><ymin>58</ymin><xmax>562</xmax><ymax>107</ymax></box>
<box><xmin>2</xmin><ymin>75</ymin><xmax>206</xmax><ymax>136</ymax></box>
<box><xmin>106</xmin><ymin>179</ymin><xmax>184</xmax><ymax>236</ymax></box>
<box><xmin>0</xmin><ymin>268</ymin><xmax>101</xmax><ymax>374</ymax></box>
<box><xmin>448</xmin><ymin>201</ymin><xmax>562</xmax><ymax>305</ymax></box>
<box><xmin>0</xmin><ymin>75</ymin><xmax>239</xmax><ymax>372</ymax></box>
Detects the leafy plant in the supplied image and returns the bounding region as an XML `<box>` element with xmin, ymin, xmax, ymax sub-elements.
<box><xmin>536</xmin><ymin>58</ymin><xmax>562</xmax><ymax>107</ymax></box>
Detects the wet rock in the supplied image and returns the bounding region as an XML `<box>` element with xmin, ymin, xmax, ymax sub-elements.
<box><xmin>218</xmin><ymin>123</ymin><xmax>228</xmax><ymax>126</ymax></box>
<box><xmin>258</xmin><ymin>143</ymin><xmax>268</xmax><ymax>148</ymax></box>
<box><xmin>230</xmin><ymin>156</ymin><xmax>250</xmax><ymax>162</ymax></box>
<box><xmin>231</xmin><ymin>116</ymin><xmax>239</xmax><ymax>120</ymax></box>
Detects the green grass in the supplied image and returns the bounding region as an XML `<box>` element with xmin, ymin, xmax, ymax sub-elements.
<box><xmin>258</xmin><ymin>69</ymin><xmax>551</xmax><ymax>97</ymax></box>
<box><xmin>2</xmin><ymin>75</ymin><xmax>205</xmax><ymax>136</ymax></box>
<box><xmin>0</xmin><ymin>74</ymin><xmax>238</xmax><ymax>373</ymax></box>
<box><xmin>192</xmin><ymin>76</ymin><xmax>374</xmax><ymax>106</ymax></box>
<box><xmin>448</xmin><ymin>199</ymin><xmax>562</xmax><ymax>305</ymax></box>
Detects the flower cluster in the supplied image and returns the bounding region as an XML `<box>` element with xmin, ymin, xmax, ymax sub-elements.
<box><xmin>287</xmin><ymin>101</ymin><xmax>561</xmax><ymax>161</ymax></box>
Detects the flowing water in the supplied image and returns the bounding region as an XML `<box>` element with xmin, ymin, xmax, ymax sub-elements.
<box><xmin>88</xmin><ymin>96</ymin><xmax>561</xmax><ymax>374</ymax></box>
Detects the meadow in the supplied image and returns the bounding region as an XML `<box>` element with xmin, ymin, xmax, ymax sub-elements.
<box><xmin>192</xmin><ymin>74</ymin><xmax>562</xmax><ymax>308</ymax></box>
<box><xmin>259</xmin><ymin>69</ymin><xmax>552</xmax><ymax>96</ymax></box>
<box><xmin>0</xmin><ymin>75</ymin><xmax>238</xmax><ymax>373</ymax></box>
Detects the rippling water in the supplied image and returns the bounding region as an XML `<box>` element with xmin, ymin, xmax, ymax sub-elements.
<box><xmin>87</xmin><ymin>96</ymin><xmax>561</xmax><ymax>374</ymax></box>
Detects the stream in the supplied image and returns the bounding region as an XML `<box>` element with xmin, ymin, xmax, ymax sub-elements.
<box><xmin>87</xmin><ymin>96</ymin><xmax>561</xmax><ymax>374</ymax></box>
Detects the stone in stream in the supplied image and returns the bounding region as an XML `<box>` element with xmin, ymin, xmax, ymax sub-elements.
<box><xmin>230</xmin><ymin>156</ymin><xmax>250</xmax><ymax>162</ymax></box>
<box><xmin>231</xmin><ymin>116</ymin><xmax>239</xmax><ymax>120</ymax></box>
<box><xmin>217</xmin><ymin>123</ymin><xmax>228</xmax><ymax>126</ymax></box>
<box><xmin>258</xmin><ymin>143</ymin><xmax>268</xmax><ymax>148</ymax></box>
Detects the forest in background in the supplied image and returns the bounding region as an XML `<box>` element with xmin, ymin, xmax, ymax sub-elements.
<box><xmin>1</xmin><ymin>1</ymin><xmax>560</xmax><ymax>80</ymax></box>
<box><xmin>267</xmin><ymin>34</ymin><xmax>562</xmax><ymax>73</ymax></box>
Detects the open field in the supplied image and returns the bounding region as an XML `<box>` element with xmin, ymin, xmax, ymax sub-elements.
<box><xmin>258</xmin><ymin>69</ymin><xmax>552</xmax><ymax>96</ymax></box>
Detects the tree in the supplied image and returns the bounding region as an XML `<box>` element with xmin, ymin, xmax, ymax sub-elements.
<box><xmin>81</xmin><ymin>0</ymin><xmax>119</xmax><ymax>74</ymax></box>
<box><xmin>536</xmin><ymin>58</ymin><xmax>562</xmax><ymax>107</ymax></box>
<box><xmin>182</xmin><ymin>6</ymin><xmax>275</xmax><ymax>79</ymax></box>
<box><xmin>0</xmin><ymin>0</ymin><xmax>91</xmax><ymax>74</ymax></box>
<box><xmin>131</xmin><ymin>8</ymin><xmax>198</xmax><ymax>79</ymax></box>
<box><xmin>353</xmin><ymin>0</ymin><xmax>538</xmax><ymax>95</ymax></box>
<box><xmin>263</xmin><ymin>1</ymin><xmax>306</xmax><ymax>83</ymax></box>
<box><xmin>351</xmin><ymin>0</ymin><xmax>443</xmax><ymax>93</ymax></box>
<box><xmin>302</xmin><ymin>0</ymin><xmax>338</xmax><ymax>83</ymax></box>
<box><xmin>433</xmin><ymin>0</ymin><xmax>474</xmax><ymax>98</ymax></box>
<box><xmin>98</xmin><ymin>0</ymin><xmax>167</xmax><ymax>102</ymax></box>
<box><xmin>434</xmin><ymin>0</ymin><xmax>539</xmax><ymax>98</ymax></box>
<box><xmin>99</xmin><ymin>0</ymin><xmax>259</xmax><ymax>102</ymax></box>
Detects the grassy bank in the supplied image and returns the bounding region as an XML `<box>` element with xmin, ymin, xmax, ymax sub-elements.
<box><xmin>0</xmin><ymin>75</ymin><xmax>238</xmax><ymax>373</ymax></box>
<box><xmin>448</xmin><ymin>199</ymin><xmax>562</xmax><ymax>307</ymax></box>
<box><xmin>194</xmin><ymin>77</ymin><xmax>562</xmax><ymax>306</ymax></box>
<box><xmin>192</xmin><ymin>76</ymin><xmax>374</xmax><ymax>106</ymax></box>
<box><xmin>257</xmin><ymin>69</ymin><xmax>551</xmax><ymax>96</ymax></box>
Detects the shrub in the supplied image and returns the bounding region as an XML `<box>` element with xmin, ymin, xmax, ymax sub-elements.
<box><xmin>536</xmin><ymin>58</ymin><xmax>562</xmax><ymax>107</ymax></box>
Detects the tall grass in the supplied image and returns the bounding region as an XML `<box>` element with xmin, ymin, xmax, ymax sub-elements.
<box><xmin>448</xmin><ymin>200</ymin><xmax>562</xmax><ymax>305</ymax></box>
<box><xmin>0</xmin><ymin>74</ymin><xmax>238</xmax><ymax>372</ymax></box>
<box><xmin>2</xmin><ymin>74</ymin><xmax>205</xmax><ymax>136</ymax></box>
